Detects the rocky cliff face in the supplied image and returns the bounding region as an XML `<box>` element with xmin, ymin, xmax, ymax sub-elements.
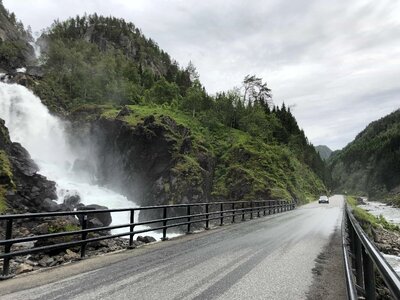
<box><xmin>0</xmin><ymin>119</ymin><xmax>58</xmax><ymax>214</ymax></box>
<box><xmin>67</xmin><ymin>104</ymin><xmax>326</xmax><ymax>222</ymax></box>
<box><xmin>0</xmin><ymin>3</ymin><xmax>34</xmax><ymax>72</ymax></box>
<box><xmin>84</xmin><ymin>109</ymin><xmax>214</xmax><ymax>220</ymax></box>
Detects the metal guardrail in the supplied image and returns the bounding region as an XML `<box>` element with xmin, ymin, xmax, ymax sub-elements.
<box><xmin>0</xmin><ymin>199</ymin><xmax>295</xmax><ymax>279</ymax></box>
<box><xmin>343</xmin><ymin>203</ymin><xmax>400</xmax><ymax>300</ymax></box>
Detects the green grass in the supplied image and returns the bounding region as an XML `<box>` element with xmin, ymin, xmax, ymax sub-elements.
<box><xmin>0</xmin><ymin>150</ymin><xmax>14</xmax><ymax>213</ymax></box>
<box><xmin>347</xmin><ymin>196</ymin><xmax>399</xmax><ymax>233</ymax></box>
<box><xmin>48</xmin><ymin>223</ymin><xmax>81</xmax><ymax>233</ymax></box>
<box><xmin>0</xmin><ymin>186</ymin><xmax>7</xmax><ymax>213</ymax></box>
<box><xmin>99</xmin><ymin>104</ymin><xmax>327</xmax><ymax>203</ymax></box>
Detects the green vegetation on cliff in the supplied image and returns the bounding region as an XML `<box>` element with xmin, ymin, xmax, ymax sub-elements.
<box><xmin>0</xmin><ymin>0</ymin><xmax>33</xmax><ymax>71</ymax></box>
<box><xmin>1</xmin><ymin>10</ymin><xmax>328</xmax><ymax>204</ymax></box>
<box><xmin>347</xmin><ymin>196</ymin><xmax>399</xmax><ymax>234</ymax></box>
<box><xmin>100</xmin><ymin>105</ymin><xmax>326</xmax><ymax>203</ymax></box>
<box><xmin>0</xmin><ymin>150</ymin><xmax>13</xmax><ymax>213</ymax></box>
<box><xmin>330</xmin><ymin>110</ymin><xmax>400</xmax><ymax>203</ymax></box>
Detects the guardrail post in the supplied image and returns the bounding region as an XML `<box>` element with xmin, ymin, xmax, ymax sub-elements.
<box><xmin>187</xmin><ymin>206</ymin><xmax>192</xmax><ymax>234</ymax></box>
<box><xmin>263</xmin><ymin>201</ymin><xmax>266</xmax><ymax>216</ymax></box>
<box><xmin>354</xmin><ymin>228</ymin><xmax>363</xmax><ymax>288</ymax></box>
<box><xmin>205</xmin><ymin>204</ymin><xmax>210</xmax><ymax>230</ymax></box>
<box><xmin>81</xmin><ymin>214</ymin><xmax>88</xmax><ymax>258</ymax></box>
<box><xmin>232</xmin><ymin>203</ymin><xmax>235</xmax><ymax>223</ymax></box>
<box><xmin>220</xmin><ymin>203</ymin><xmax>224</xmax><ymax>226</ymax></box>
<box><xmin>241</xmin><ymin>202</ymin><xmax>245</xmax><ymax>221</ymax></box>
<box><xmin>1</xmin><ymin>219</ymin><xmax>13</xmax><ymax>278</ymax></box>
<box><xmin>257</xmin><ymin>202</ymin><xmax>260</xmax><ymax>217</ymax></box>
<box><xmin>250</xmin><ymin>201</ymin><xmax>253</xmax><ymax>219</ymax></box>
<box><xmin>128</xmin><ymin>209</ymin><xmax>135</xmax><ymax>249</ymax></box>
<box><xmin>161</xmin><ymin>207</ymin><xmax>168</xmax><ymax>241</ymax></box>
<box><xmin>362</xmin><ymin>246</ymin><xmax>376</xmax><ymax>300</ymax></box>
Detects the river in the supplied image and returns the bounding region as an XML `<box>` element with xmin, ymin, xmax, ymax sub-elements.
<box><xmin>358</xmin><ymin>199</ymin><xmax>400</xmax><ymax>276</ymax></box>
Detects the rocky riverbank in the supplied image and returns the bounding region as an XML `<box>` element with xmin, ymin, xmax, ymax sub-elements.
<box><xmin>0</xmin><ymin>235</ymin><xmax>157</xmax><ymax>277</ymax></box>
<box><xmin>373</xmin><ymin>227</ymin><xmax>400</xmax><ymax>259</ymax></box>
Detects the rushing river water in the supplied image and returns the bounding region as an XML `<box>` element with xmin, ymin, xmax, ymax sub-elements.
<box><xmin>0</xmin><ymin>81</ymin><xmax>179</xmax><ymax>240</ymax></box>
<box><xmin>358</xmin><ymin>200</ymin><xmax>400</xmax><ymax>276</ymax></box>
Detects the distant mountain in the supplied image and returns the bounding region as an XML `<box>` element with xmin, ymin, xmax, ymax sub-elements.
<box><xmin>329</xmin><ymin>109</ymin><xmax>400</xmax><ymax>204</ymax></box>
<box><xmin>315</xmin><ymin>145</ymin><xmax>333</xmax><ymax>160</ymax></box>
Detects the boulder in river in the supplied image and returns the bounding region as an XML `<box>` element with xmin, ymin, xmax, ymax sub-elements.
<box><xmin>77</xmin><ymin>204</ymin><xmax>112</xmax><ymax>228</ymax></box>
<box><xmin>63</xmin><ymin>194</ymin><xmax>81</xmax><ymax>210</ymax></box>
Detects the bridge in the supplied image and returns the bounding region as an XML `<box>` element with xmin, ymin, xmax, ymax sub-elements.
<box><xmin>0</xmin><ymin>195</ymin><xmax>399</xmax><ymax>299</ymax></box>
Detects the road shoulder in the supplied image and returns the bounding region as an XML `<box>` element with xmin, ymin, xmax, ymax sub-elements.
<box><xmin>306</xmin><ymin>226</ymin><xmax>347</xmax><ymax>300</ymax></box>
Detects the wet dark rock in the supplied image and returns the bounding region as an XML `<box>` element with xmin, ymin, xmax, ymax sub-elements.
<box><xmin>9</xmin><ymin>142</ymin><xmax>38</xmax><ymax>176</ymax></box>
<box><xmin>179</xmin><ymin>137</ymin><xmax>192</xmax><ymax>154</ymax></box>
<box><xmin>356</xmin><ymin>197</ymin><xmax>366</xmax><ymax>205</ymax></box>
<box><xmin>77</xmin><ymin>204</ymin><xmax>112</xmax><ymax>228</ymax></box>
<box><xmin>63</xmin><ymin>194</ymin><xmax>81</xmax><ymax>210</ymax></box>
<box><xmin>26</xmin><ymin>66</ymin><xmax>45</xmax><ymax>78</ymax></box>
<box><xmin>40</xmin><ymin>198</ymin><xmax>62</xmax><ymax>212</ymax></box>
<box><xmin>136</xmin><ymin>236</ymin><xmax>157</xmax><ymax>243</ymax></box>
<box><xmin>116</xmin><ymin>106</ymin><xmax>132</xmax><ymax>118</ymax></box>
<box><xmin>0</xmin><ymin>119</ymin><xmax>58</xmax><ymax>215</ymax></box>
<box><xmin>143</xmin><ymin>115</ymin><xmax>155</xmax><ymax>125</ymax></box>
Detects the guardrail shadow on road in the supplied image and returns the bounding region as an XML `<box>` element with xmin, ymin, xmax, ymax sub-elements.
<box><xmin>0</xmin><ymin>199</ymin><xmax>295</xmax><ymax>279</ymax></box>
<box><xmin>342</xmin><ymin>203</ymin><xmax>400</xmax><ymax>300</ymax></box>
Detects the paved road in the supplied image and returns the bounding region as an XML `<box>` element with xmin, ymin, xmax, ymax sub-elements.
<box><xmin>0</xmin><ymin>195</ymin><xmax>345</xmax><ymax>300</ymax></box>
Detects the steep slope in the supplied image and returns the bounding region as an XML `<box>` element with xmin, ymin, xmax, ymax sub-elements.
<box><xmin>0</xmin><ymin>118</ymin><xmax>58</xmax><ymax>214</ymax></box>
<box><xmin>0</xmin><ymin>1</ymin><xmax>34</xmax><ymax>72</ymax></box>
<box><xmin>330</xmin><ymin>109</ymin><xmax>400</xmax><ymax>203</ymax></box>
<box><xmin>315</xmin><ymin>145</ymin><xmax>333</xmax><ymax>160</ymax></box>
<box><xmin>71</xmin><ymin>105</ymin><xmax>326</xmax><ymax>209</ymax></box>
<box><xmin>31</xmin><ymin>14</ymin><xmax>193</xmax><ymax>113</ymax></box>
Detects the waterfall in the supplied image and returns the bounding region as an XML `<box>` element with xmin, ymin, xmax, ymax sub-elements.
<box><xmin>0</xmin><ymin>82</ymin><xmax>174</xmax><ymax>240</ymax></box>
<box><xmin>29</xmin><ymin>41</ymin><xmax>41</xmax><ymax>61</ymax></box>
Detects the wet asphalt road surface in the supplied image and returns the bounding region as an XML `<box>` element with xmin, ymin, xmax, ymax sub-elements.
<box><xmin>0</xmin><ymin>195</ymin><xmax>345</xmax><ymax>300</ymax></box>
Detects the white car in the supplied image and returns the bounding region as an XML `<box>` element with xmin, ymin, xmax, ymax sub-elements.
<box><xmin>318</xmin><ymin>195</ymin><xmax>329</xmax><ymax>204</ymax></box>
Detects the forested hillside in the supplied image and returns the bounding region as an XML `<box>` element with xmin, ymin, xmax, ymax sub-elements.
<box><xmin>0</xmin><ymin>0</ymin><xmax>34</xmax><ymax>71</ymax></box>
<box><xmin>330</xmin><ymin>109</ymin><xmax>400</xmax><ymax>204</ymax></box>
<box><xmin>1</xmin><ymin>8</ymin><xmax>328</xmax><ymax>207</ymax></box>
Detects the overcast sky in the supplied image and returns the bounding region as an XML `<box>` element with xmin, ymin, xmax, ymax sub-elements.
<box><xmin>4</xmin><ymin>0</ymin><xmax>400</xmax><ymax>150</ymax></box>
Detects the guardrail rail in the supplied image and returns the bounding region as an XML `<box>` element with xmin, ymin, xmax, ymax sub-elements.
<box><xmin>343</xmin><ymin>203</ymin><xmax>400</xmax><ymax>300</ymax></box>
<box><xmin>0</xmin><ymin>199</ymin><xmax>295</xmax><ymax>279</ymax></box>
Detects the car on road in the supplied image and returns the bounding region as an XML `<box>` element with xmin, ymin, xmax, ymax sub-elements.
<box><xmin>318</xmin><ymin>195</ymin><xmax>329</xmax><ymax>204</ymax></box>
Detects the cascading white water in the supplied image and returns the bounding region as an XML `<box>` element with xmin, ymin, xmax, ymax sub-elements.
<box><xmin>0</xmin><ymin>81</ymin><xmax>176</xmax><ymax>240</ymax></box>
<box><xmin>29</xmin><ymin>41</ymin><xmax>41</xmax><ymax>61</ymax></box>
